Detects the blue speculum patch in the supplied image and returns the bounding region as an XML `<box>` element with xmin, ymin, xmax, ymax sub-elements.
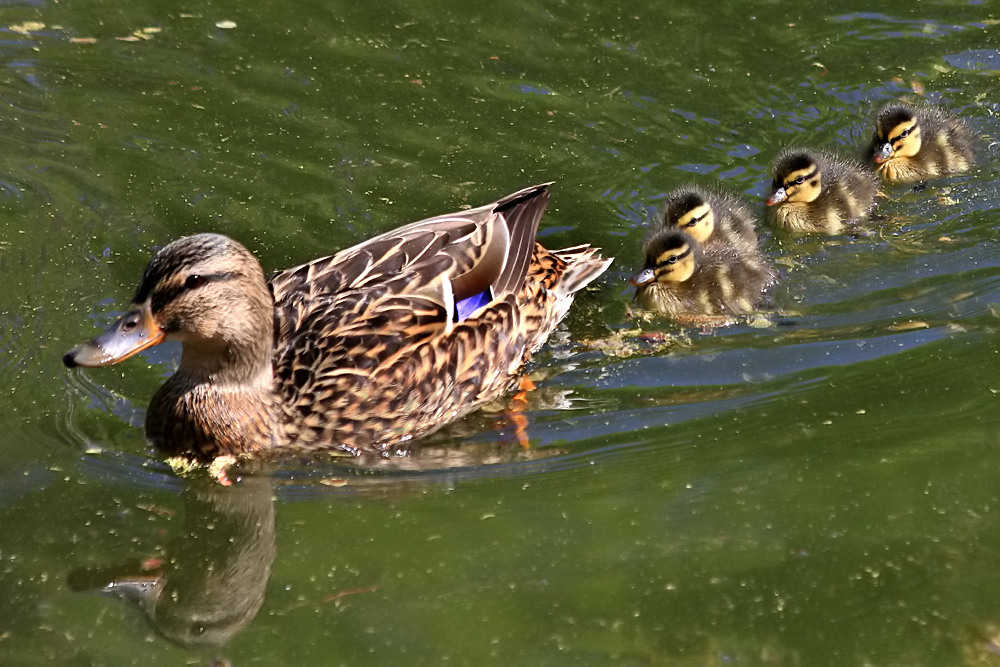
<box><xmin>454</xmin><ymin>290</ymin><xmax>492</xmax><ymax>321</ymax></box>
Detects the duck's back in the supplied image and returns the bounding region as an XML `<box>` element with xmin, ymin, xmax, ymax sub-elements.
<box><xmin>712</xmin><ymin>192</ymin><xmax>760</xmax><ymax>252</ymax></box>
<box><xmin>919</xmin><ymin>109</ymin><xmax>975</xmax><ymax>176</ymax></box>
<box><xmin>823</xmin><ymin>159</ymin><xmax>879</xmax><ymax>222</ymax></box>
<box><xmin>266</xmin><ymin>184</ymin><xmax>611</xmax><ymax>453</ymax></box>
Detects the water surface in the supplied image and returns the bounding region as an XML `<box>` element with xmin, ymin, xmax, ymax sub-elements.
<box><xmin>3</xmin><ymin>0</ymin><xmax>1000</xmax><ymax>663</ymax></box>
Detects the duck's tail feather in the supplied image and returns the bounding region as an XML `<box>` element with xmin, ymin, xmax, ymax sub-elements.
<box><xmin>492</xmin><ymin>183</ymin><xmax>552</xmax><ymax>298</ymax></box>
<box><xmin>551</xmin><ymin>245</ymin><xmax>614</xmax><ymax>300</ymax></box>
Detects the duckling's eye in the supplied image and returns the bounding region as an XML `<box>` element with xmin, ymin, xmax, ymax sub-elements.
<box><xmin>684</xmin><ymin>220</ymin><xmax>698</xmax><ymax>228</ymax></box>
<box><xmin>184</xmin><ymin>274</ymin><xmax>208</xmax><ymax>290</ymax></box>
<box><xmin>792</xmin><ymin>176</ymin><xmax>805</xmax><ymax>186</ymax></box>
<box><xmin>900</xmin><ymin>128</ymin><xmax>911</xmax><ymax>138</ymax></box>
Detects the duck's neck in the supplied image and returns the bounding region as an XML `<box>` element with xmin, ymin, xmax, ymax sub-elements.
<box><xmin>176</xmin><ymin>332</ymin><xmax>274</xmax><ymax>388</ymax></box>
<box><xmin>147</xmin><ymin>333</ymin><xmax>280</xmax><ymax>459</ymax></box>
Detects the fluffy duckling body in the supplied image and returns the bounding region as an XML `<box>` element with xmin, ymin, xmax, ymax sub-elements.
<box><xmin>63</xmin><ymin>184</ymin><xmax>612</xmax><ymax>460</ymax></box>
<box><xmin>765</xmin><ymin>149</ymin><xmax>878</xmax><ymax>234</ymax></box>
<box><xmin>661</xmin><ymin>186</ymin><xmax>759</xmax><ymax>256</ymax></box>
<box><xmin>869</xmin><ymin>102</ymin><xmax>975</xmax><ymax>183</ymax></box>
<box><xmin>630</xmin><ymin>229</ymin><xmax>776</xmax><ymax>321</ymax></box>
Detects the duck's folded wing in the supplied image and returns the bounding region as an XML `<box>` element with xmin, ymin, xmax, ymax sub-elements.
<box><xmin>268</xmin><ymin>183</ymin><xmax>551</xmax><ymax>376</ymax></box>
<box><xmin>274</xmin><ymin>183</ymin><xmax>547</xmax><ymax>296</ymax></box>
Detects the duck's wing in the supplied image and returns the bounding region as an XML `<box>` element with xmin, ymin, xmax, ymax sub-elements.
<box><xmin>267</xmin><ymin>183</ymin><xmax>552</xmax><ymax>381</ymax></box>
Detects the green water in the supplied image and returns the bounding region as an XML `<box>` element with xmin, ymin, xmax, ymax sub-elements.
<box><xmin>3</xmin><ymin>0</ymin><xmax>1000</xmax><ymax>664</ymax></box>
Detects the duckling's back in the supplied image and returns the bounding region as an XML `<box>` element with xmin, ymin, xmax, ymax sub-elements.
<box><xmin>823</xmin><ymin>157</ymin><xmax>880</xmax><ymax>223</ymax></box>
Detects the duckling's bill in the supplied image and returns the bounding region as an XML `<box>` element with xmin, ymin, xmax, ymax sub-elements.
<box><xmin>63</xmin><ymin>302</ymin><xmax>164</xmax><ymax>368</ymax></box>
<box><xmin>765</xmin><ymin>187</ymin><xmax>787</xmax><ymax>206</ymax></box>
<box><xmin>872</xmin><ymin>143</ymin><xmax>893</xmax><ymax>164</ymax></box>
<box><xmin>629</xmin><ymin>268</ymin><xmax>656</xmax><ymax>288</ymax></box>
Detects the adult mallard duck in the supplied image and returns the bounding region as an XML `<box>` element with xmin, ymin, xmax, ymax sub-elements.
<box><xmin>629</xmin><ymin>228</ymin><xmax>776</xmax><ymax>321</ymax></box>
<box><xmin>765</xmin><ymin>148</ymin><xmax>878</xmax><ymax>234</ymax></box>
<box><xmin>869</xmin><ymin>102</ymin><xmax>975</xmax><ymax>183</ymax></box>
<box><xmin>660</xmin><ymin>185</ymin><xmax>759</xmax><ymax>256</ymax></box>
<box><xmin>64</xmin><ymin>184</ymin><xmax>612</xmax><ymax>460</ymax></box>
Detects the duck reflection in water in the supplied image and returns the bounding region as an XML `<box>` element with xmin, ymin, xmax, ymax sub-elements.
<box><xmin>69</xmin><ymin>476</ymin><xmax>275</xmax><ymax>647</ymax></box>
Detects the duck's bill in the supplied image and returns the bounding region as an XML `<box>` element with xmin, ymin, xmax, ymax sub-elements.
<box><xmin>765</xmin><ymin>188</ymin><xmax>787</xmax><ymax>206</ymax></box>
<box><xmin>629</xmin><ymin>268</ymin><xmax>656</xmax><ymax>287</ymax></box>
<box><xmin>68</xmin><ymin>563</ymin><xmax>163</xmax><ymax>612</ymax></box>
<box><xmin>97</xmin><ymin>574</ymin><xmax>164</xmax><ymax>613</ymax></box>
<box><xmin>873</xmin><ymin>143</ymin><xmax>893</xmax><ymax>164</ymax></box>
<box><xmin>63</xmin><ymin>305</ymin><xmax>165</xmax><ymax>368</ymax></box>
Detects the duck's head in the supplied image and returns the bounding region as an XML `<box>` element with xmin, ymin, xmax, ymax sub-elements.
<box><xmin>664</xmin><ymin>189</ymin><xmax>715</xmax><ymax>244</ymax></box>
<box><xmin>64</xmin><ymin>234</ymin><xmax>273</xmax><ymax>375</ymax></box>
<box><xmin>871</xmin><ymin>104</ymin><xmax>921</xmax><ymax>164</ymax></box>
<box><xmin>766</xmin><ymin>151</ymin><xmax>823</xmax><ymax>206</ymax></box>
<box><xmin>629</xmin><ymin>229</ymin><xmax>699</xmax><ymax>288</ymax></box>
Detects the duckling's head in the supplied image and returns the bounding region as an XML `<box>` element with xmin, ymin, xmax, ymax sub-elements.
<box><xmin>766</xmin><ymin>151</ymin><xmax>823</xmax><ymax>206</ymax></box>
<box><xmin>663</xmin><ymin>189</ymin><xmax>715</xmax><ymax>244</ymax></box>
<box><xmin>872</xmin><ymin>104</ymin><xmax>921</xmax><ymax>164</ymax></box>
<box><xmin>64</xmin><ymin>234</ymin><xmax>273</xmax><ymax>376</ymax></box>
<box><xmin>629</xmin><ymin>229</ymin><xmax>699</xmax><ymax>288</ymax></box>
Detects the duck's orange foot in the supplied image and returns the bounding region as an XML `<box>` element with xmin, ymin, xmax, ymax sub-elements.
<box><xmin>505</xmin><ymin>376</ymin><xmax>537</xmax><ymax>449</ymax></box>
<box><xmin>208</xmin><ymin>455</ymin><xmax>238</xmax><ymax>486</ymax></box>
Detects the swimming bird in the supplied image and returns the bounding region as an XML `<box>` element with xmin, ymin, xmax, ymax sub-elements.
<box><xmin>64</xmin><ymin>184</ymin><xmax>612</xmax><ymax>460</ymax></box>
<box><xmin>660</xmin><ymin>185</ymin><xmax>759</xmax><ymax>256</ymax></box>
<box><xmin>765</xmin><ymin>149</ymin><xmax>878</xmax><ymax>234</ymax></box>
<box><xmin>629</xmin><ymin>228</ymin><xmax>776</xmax><ymax>321</ymax></box>
<box><xmin>869</xmin><ymin>102</ymin><xmax>975</xmax><ymax>183</ymax></box>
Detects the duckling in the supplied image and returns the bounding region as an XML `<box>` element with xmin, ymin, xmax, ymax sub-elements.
<box><xmin>765</xmin><ymin>149</ymin><xmax>878</xmax><ymax>234</ymax></box>
<box><xmin>869</xmin><ymin>102</ymin><xmax>975</xmax><ymax>183</ymax></box>
<box><xmin>629</xmin><ymin>228</ymin><xmax>776</xmax><ymax>321</ymax></box>
<box><xmin>661</xmin><ymin>186</ymin><xmax>759</xmax><ymax>256</ymax></box>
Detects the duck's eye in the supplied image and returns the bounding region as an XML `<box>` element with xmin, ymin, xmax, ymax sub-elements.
<box><xmin>900</xmin><ymin>128</ymin><xmax>911</xmax><ymax>138</ymax></box>
<box><xmin>684</xmin><ymin>220</ymin><xmax>698</xmax><ymax>228</ymax></box>
<box><xmin>184</xmin><ymin>274</ymin><xmax>208</xmax><ymax>290</ymax></box>
<box><xmin>792</xmin><ymin>176</ymin><xmax>805</xmax><ymax>186</ymax></box>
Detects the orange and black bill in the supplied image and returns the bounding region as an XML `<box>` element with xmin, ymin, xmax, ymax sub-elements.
<box><xmin>63</xmin><ymin>302</ymin><xmax>164</xmax><ymax>368</ymax></box>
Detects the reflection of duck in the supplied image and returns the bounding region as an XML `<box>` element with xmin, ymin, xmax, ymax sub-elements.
<box><xmin>63</xmin><ymin>184</ymin><xmax>612</xmax><ymax>459</ymax></box>
<box><xmin>629</xmin><ymin>228</ymin><xmax>776</xmax><ymax>321</ymax></box>
<box><xmin>765</xmin><ymin>149</ymin><xmax>878</xmax><ymax>234</ymax></box>
<box><xmin>869</xmin><ymin>102</ymin><xmax>975</xmax><ymax>183</ymax></box>
<box><xmin>660</xmin><ymin>186</ymin><xmax>759</xmax><ymax>255</ymax></box>
<box><xmin>69</xmin><ymin>477</ymin><xmax>275</xmax><ymax>647</ymax></box>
